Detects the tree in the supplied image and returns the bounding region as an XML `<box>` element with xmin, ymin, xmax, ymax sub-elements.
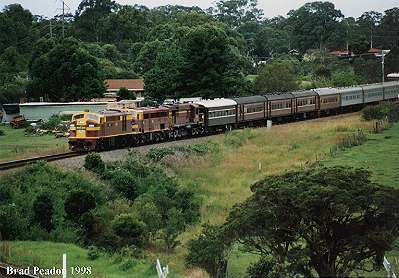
<box><xmin>99</xmin><ymin>5</ymin><xmax>152</xmax><ymax>46</ymax></box>
<box><xmin>133</xmin><ymin>197</ymin><xmax>162</xmax><ymax>238</ymax></box>
<box><xmin>224</xmin><ymin>167</ymin><xmax>399</xmax><ymax>277</ymax></box>
<box><xmin>33</xmin><ymin>194</ymin><xmax>54</xmax><ymax>232</ymax></box>
<box><xmin>357</xmin><ymin>11</ymin><xmax>383</xmax><ymax>49</ymax></box>
<box><xmin>255</xmin><ymin>61</ymin><xmax>298</xmax><ymax>93</ymax></box>
<box><xmin>179</xmin><ymin>24</ymin><xmax>248</xmax><ymax>98</ymax></box>
<box><xmin>186</xmin><ymin>224</ymin><xmax>232</xmax><ymax>278</ymax></box>
<box><xmin>380</xmin><ymin>8</ymin><xmax>399</xmax><ymax>49</ymax></box>
<box><xmin>286</xmin><ymin>2</ymin><xmax>344</xmax><ymax>52</ymax></box>
<box><xmin>74</xmin><ymin>0</ymin><xmax>118</xmax><ymax>42</ymax></box>
<box><xmin>331</xmin><ymin>68</ymin><xmax>359</xmax><ymax>87</ymax></box>
<box><xmin>385</xmin><ymin>47</ymin><xmax>399</xmax><ymax>78</ymax></box>
<box><xmin>162</xmin><ymin>208</ymin><xmax>185</xmax><ymax>251</ymax></box>
<box><xmin>64</xmin><ymin>191</ymin><xmax>96</xmax><ymax>221</ymax></box>
<box><xmin>117</xmin><ymin>87</ymin><xmax>136</xmax><ymax>100</ymax></box>
<box><xmin>353</xmin><ymin>57</ymin><xmax>380</xmax><ymax>84</ymax></box>
<box><xmin>111</xmin><ymin>213</ymin><xmax>146</xmax><ymax>246</ymax></box>
<box><xmin>253</xmin><ymin>27</ymin><xmax>290</xmax><ymax>58</ymax></box>
<box><xmin>0</xmin><ymin>4</ymin><xmax>33</xmax><ymax>54</ymax></box>
<box><xmin>133</xmin><ymin>40</ymin><xmax>166</xmax><ymax>75</ymax></box>
<box><xmin>212</xmin><ymin>0</ymin><xmax>263</xmax><ymax>28</ymax></box>
<box><xmin>28</xmin><ymin>38</ymin><xmax>105</xmax><ymax>101</ymax></box>
<box><xmin>144</xmin><ymin>44</ymin><xmax>184</xmax><ymax>100</ymax></box>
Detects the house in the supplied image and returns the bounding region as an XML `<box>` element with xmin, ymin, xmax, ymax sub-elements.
<box><xmin>104</xmin><ymin>79</ymin><xmax>145</xmax><ymax>98</ymax></box>
<box><xmin>330</xmin><ymin>50</ymin><xmax>353</xmax><ymax>59</ymax></box>
<box><xmin>19</xmin><ymin>102</ymin><xmax>109</xmax><ymax>122</ymax></box>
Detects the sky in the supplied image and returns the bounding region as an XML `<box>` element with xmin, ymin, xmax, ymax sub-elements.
<box><xmin>0</xmin><ymin>0</ymin><xmax>398</xmax><ymax>19</ymax></box>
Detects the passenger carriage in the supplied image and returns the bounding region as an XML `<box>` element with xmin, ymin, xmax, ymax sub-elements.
<box><xmin>362</xmin><ymin>83</ymin><xmax>384</xmax><ymax>103</ymax></box>
<box><xmin>194</xmin><ymin>99</ymin><xmax>237</xmax><ymax>131</ymax></box>
<box><xmin>339</xmin><ymin>86</ymin><xmax>364</xmax><ymax>111</ymax></box>
<box><xmin>291</xmin><ymin>90</ymin><xmax>319</xmax><ymax>118</ymax></box>
<box><xmin>383</xmin><ymin>82</ymin><xmax>399</xmax><ymax>101</ymax></box>
<box><xmin>264</xmin><ymin>93</ymin><xmax>295</xmax><ymax>119</ymax></box>
<box><xmin>314</xmin><ymin>87</ymin><xmax>341</xmax><ymax>115</ymax></box>
<box><xmin>233</xmin><ymin>96</ymin><xmax>267</xmax><ymax>125</ymax></box>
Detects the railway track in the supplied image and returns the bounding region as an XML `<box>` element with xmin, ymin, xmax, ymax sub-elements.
<box><xmin>0</xmin><ymin>152</ymin><xmax>83</xmax><ymax>171</ymax></box>
<box><xmin>0</xmin><ymin>112</ymin><xmax>361</xmax><ymax>172</ymax></box>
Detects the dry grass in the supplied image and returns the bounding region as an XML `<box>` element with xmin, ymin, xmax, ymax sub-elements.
<box><xmin>151</xmin><ymin>113</ymin><xmax>374</xmax><ymax>276</ymax></box>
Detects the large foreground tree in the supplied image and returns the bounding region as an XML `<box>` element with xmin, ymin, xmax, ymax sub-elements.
<box><xmin>223</xmin><ymin>167</ymin><xmax>399</xmax><ymax>277</ymax></box>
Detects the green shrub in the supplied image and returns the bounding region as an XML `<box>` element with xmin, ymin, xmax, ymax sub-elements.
<box><xmin>224</xmin><ymin>129</ymin><xmax>255</xmax><ymax>148</ymax></box>
<box><xmin>64</xmin><ymin>191</ymin><xmax>96</xmax><ymax>221</ymax></box>
<box><xmin>146</xmin><ymin>147</ymin><xmax>175</xmax><ymax>161</ymax></box>
<box><xmin>87</xmin><ymin>246</ymin><xmax>100</xmax><ymax>260</ymax></box>
<box><xmin>362</xmin><ymin>102</ymin><xmax>399</xmax><ymax>122</ymax></box>
<box><xmin>112</xmin><ymin>213</ymin><xmax>147</xmax><ymax>246</ymax></box>
<box><xmin>33</xmin><ymin>194</ymin><xmax>54</xmax><ymax>232</ymax></box>
<box><xmin>84</xmin><ymin>153</ymin><xmax>105</xmax><ymax>173</ymax></box>
<box><xmin>40</xmin><ymin>115</ymin><xmax>63</xmax><ymax>130</ymax></box>
<box><xmin>106</xmin><ymin>168</ymin><xmax>139</xmax><ymax>200</ymax></box>
<box><xmin>0</xmin><ymin>129</ymin><xmax>5</xmax><ymax>136</ymax></box>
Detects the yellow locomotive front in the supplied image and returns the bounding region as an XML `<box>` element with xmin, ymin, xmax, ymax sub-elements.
<box><xmin>69</xmin><ymin>112</ymin><xmax>103</xmax><ymax>151</ymax></box>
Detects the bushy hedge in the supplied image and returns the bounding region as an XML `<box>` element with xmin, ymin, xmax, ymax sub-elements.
<box><xmin>0</xmin><ymin>161</ymin><xmax>104</xmax><ymax>242</ymax></box>
<box><xmin>0</xmin><ymin>151</ymin><xmax>201</xmax><ymax>255</ymax></box>
<box><xmin>84</xmin><ymin>153</ymin><xmax>201</xmax><ymax>251</ymax></box>
<box><xmin>362</xmin><ymin>102</ymin><xmax>399</xmax><ymax>122</ymax></box>
<box><xmin>146</xmin><ymin>142</ymin><xmax>220</xmax><ymax>162</ymax></box>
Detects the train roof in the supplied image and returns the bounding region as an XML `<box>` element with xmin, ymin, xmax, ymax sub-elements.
<box><xmin>194</xmin><ymin>98</ymin><xmax>237</xmax><ymax>108</ymax></box>
<box><xmin>338</xmin><ymin>86</ymin><xmax>363</xmax><ymax>93</ymax></box>
<box><xmin>361</xmin><ymin>83</ymin><xmax>383</xmax><ymax>90</ymax></box>
<box><xmin>313</xmin><ymin>87</ymin><xmax>340</xmax><ymax>96</ymax></box>
<box><xmin>264</xmin><ymin>93</ymin><xmax>294</xmax><ymax>100</ymax></box>
<box><xmin>233</xmin><ymin>96</ymin><xmax>266</xmax><ymax>104</ymax></box>
<box><xmin>383</xmin><ymin>81</ymin><xmax>399</xmax><ymax>87</ymax></box>
<box><xmin>291</xmin><ymin>90</ymin><xmax>318</xmax><ymax>97</ymax></box>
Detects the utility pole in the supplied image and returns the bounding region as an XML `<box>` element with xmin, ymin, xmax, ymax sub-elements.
<box><xmin>382</xmin><ymin>52</ymin><xmax>385</xmax><ymax>85</ymax></box>
<box><xmin>381</xmin><ymin>50</ymin><xmax>391</xmax><ymax>85</ymax></box>
<box><xmin>62</xmin><ymin>0</ymin><xmax>65</xmax><ymax>39</ymax></box>
<box><xmin>49</xmin><ymin>19</ymin><xmax>53</xmax><ymax>39</ymax></box>
<box><xmin>370</xmin><ymin>21</ymin><xmax>374</xmax><ymax>49</ymax></box>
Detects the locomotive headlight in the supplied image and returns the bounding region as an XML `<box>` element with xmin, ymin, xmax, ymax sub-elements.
<box><xmin>70</xmin><ymin>124</ymin><xmax>75</xmax><ymax>128</ymax></box>
<box><xmin>88</xmin><ymin>124</ymin><xmax>95</xmax><ymax>128</ymax></box>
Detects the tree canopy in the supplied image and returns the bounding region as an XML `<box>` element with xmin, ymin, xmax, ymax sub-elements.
<box><xmin>222</xmin><ymin>167</ymin><xmax>399</xmax><ymax>277</ymax></box>
<box><xmin>1</xmin><ymin>1</ymin><xmax>399</xmax><ymax>103</ymax></box>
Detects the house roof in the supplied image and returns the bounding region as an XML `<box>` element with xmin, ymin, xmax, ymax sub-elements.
<box><xmin>105</xmin><ymin>79</ymin><xmax>145</xmax><ymax>91</ymax></box>
<box><xmin>368</xmin><ymin>48</ymin><xmax>382</xmax><ymax>54</ymax></box>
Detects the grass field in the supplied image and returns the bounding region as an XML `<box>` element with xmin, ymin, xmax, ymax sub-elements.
<box><xmin>0</xmin><ymin>125</ymin><xmax>68</xmax><ymax>162</ymax></box>
<box><xmin>0</xmin><ymin>241</ymin><xmax>182</xmax><ymax>278</ymax></box>
<box><xmin>4</xmin><ymin>113</ymin><xmax>397</xmax><ymax>278</ymax></box>
<box><xmin>323</xmin><ymin>123</ymin><xmax>399</xmax><ymax>187</ymax></box>
<box><xmin>159</xmin><ymin>113</ymin><xmax>375</xmax><ymax>277</ymax></box>
<box><xmin>323</xmin><ymin>123</ymin><xmax>399</xmax><ymax>275</ymax></box>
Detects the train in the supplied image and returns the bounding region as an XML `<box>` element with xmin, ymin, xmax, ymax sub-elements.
<box><xmin>68</xmin><ymin>82</ymin><xmax>399</xmax><ymax>151</ymax></box>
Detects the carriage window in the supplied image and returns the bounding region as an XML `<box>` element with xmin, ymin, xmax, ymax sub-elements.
<box><xmin>106</xmin><ymin>116</ymin><xmax>119</xmax><ymax>122</ymax></box>
<box><xmin>73</xmin><ymin>114</ymin><xmax>84</xmax><ymax>120</ymax></box>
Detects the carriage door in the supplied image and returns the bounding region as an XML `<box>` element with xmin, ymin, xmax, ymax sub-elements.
<box><xmin>122</xmin><ymin>115</ymin><xmax>127</xmax><ymax>132</ymax></box>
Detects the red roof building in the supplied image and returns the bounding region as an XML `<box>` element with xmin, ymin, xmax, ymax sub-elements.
<box><xmin>104</xmin><ymin>79</ymin><xmax>145</xmax><ymax>98</ymax></box>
